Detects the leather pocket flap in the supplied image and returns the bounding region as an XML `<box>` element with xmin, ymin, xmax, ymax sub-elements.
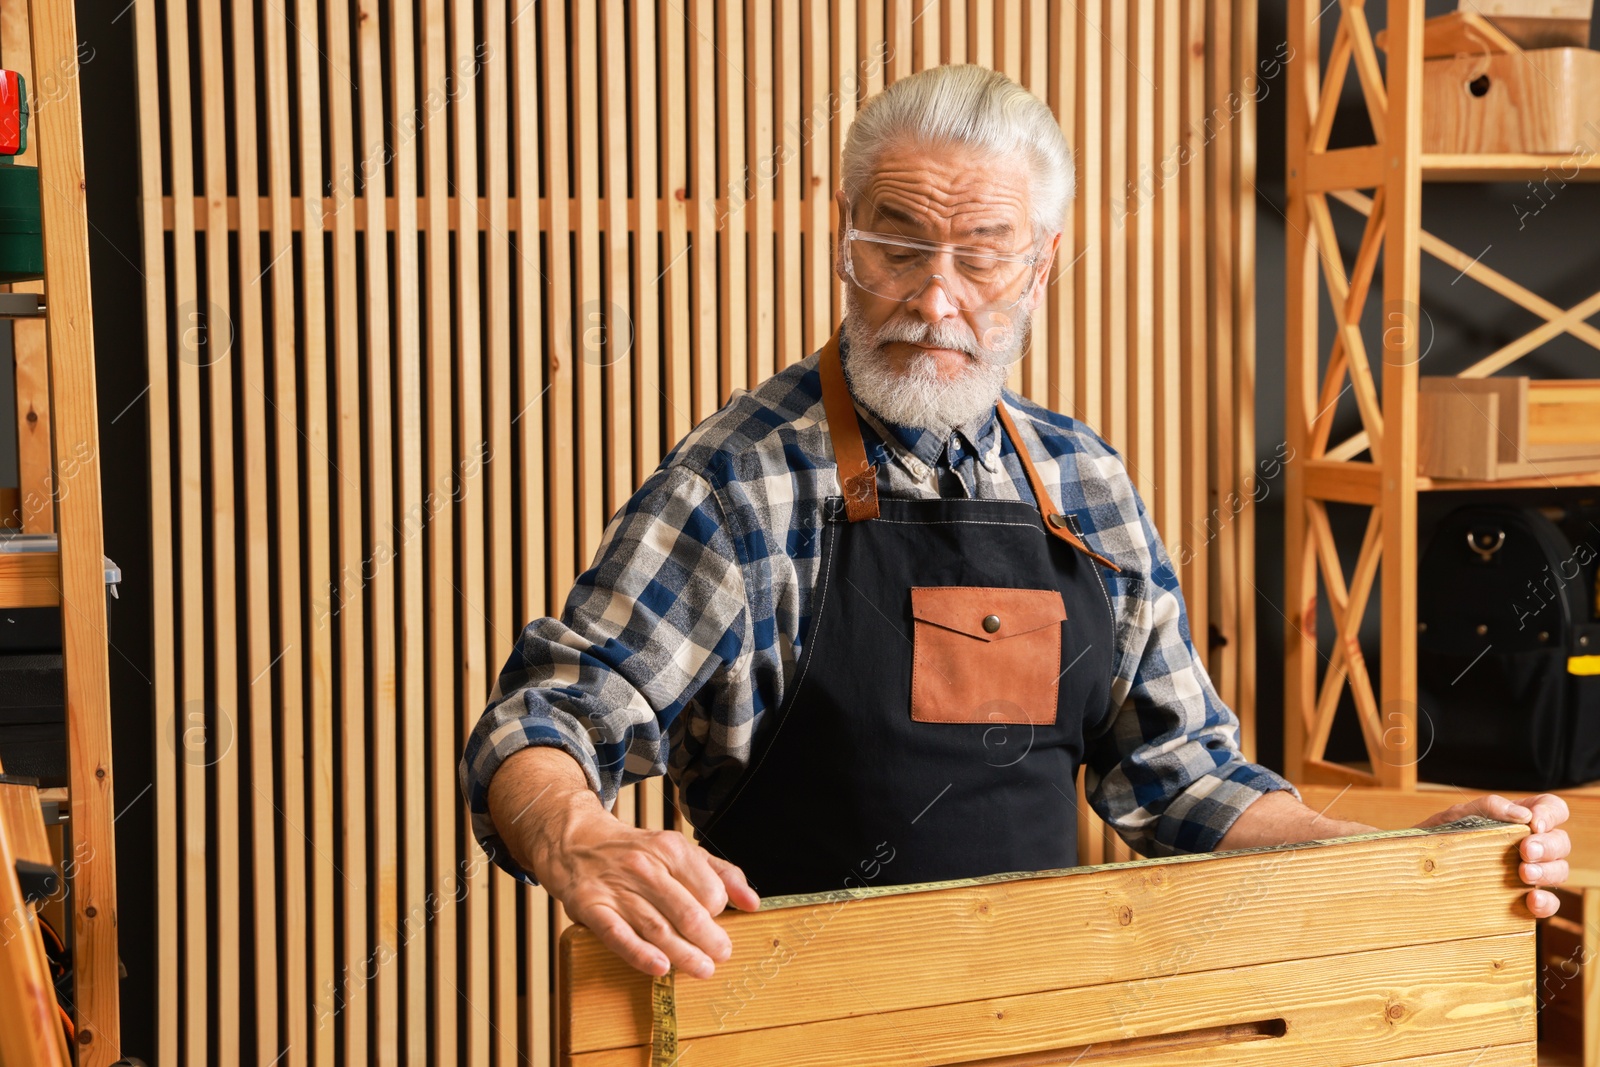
<box><xmin>910</xmin><ymin>586</ymin><xmax>1067</xmax><ymax>643</ymax></box>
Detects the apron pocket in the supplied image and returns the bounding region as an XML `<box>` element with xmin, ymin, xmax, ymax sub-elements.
<box><xmin>908</xmin><ymin>586</ymin><xmax>1067</xmax><ymax>725</ymax></box>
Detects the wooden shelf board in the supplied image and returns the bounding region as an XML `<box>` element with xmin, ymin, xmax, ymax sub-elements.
<box><xmin>1417</xmin><ymin>469</ymin><xmax>1600</xmax><ymax>491</ymax></box>
<box><xmin>1422</xmin><ymin>153</ymin><xmax>1600</xmax><ymax>182</ymax></box>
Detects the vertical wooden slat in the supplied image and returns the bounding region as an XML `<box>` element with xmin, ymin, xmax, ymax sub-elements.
<box><xmin>861</xmin><ymin>0</ymin><xmax>884</xmax><ymax>98</ymax></box>
<box><xmin>689</xmin><ymin>0</ymin><xmax>718</xmax><ymax>422</ymax></box>
<box><xmin>1207</xmin><ymin>0</ymin><xmax>1238</xmax><ymax>705</ymax></box>
<box><xmin>386</xmin><ymin>0</ymin><xmax>426</xmax><ymax>1059</ymax></box>
<box><xmin>258</xmin><ymin>3</ymin><xmax>311</xmax><ymax>1060</ymax></box>
<box><xmin>1153</xmin><ymin>0</ymin><xmax>1183</xmax><ymax>543</ymax></box>
<box><xmin>420</xmin><ymin>0</ymin><xmax>458</xmax><ymax>1058</ymax></box>
<box><xmin>1101</xmin><ymin>0</ymin><xmax>1127</xmax><ymax>452</ymax></box>
<box><xmin>1021</xmin><ymin>0</ymin><xmax>1049</xmax><ymax>404</ymax></box>
<box><xmin>803</xmin><ymin>0</ymin><xmax>831</xmax><ymax>356</ymax></box>
<box><xmin>717</xmin><ymin>1</ymin><xmax>747</xmax><ymax>399</ymax></box>
<box><xmin>661</xmin><ymin>2</ymin><xmax>693</xmax><ymax>442</ymax></box>
<box><xmin>831</xmin><ymin>0</ymin><xmax>857</xmax><ymax>328</ymax></box>
<box><xmin>574</xmin><ymin>0</ymin><xmax>604</xmax><ymax>569</ymax></box>
<box><xmin>449</xmin><ymin>0</ymin><xmax>491</xmax><ymax>1061</ymax></box>
<box><xmin>158</xmin><ymin>0</ymin><xmax>207</xmax><ymax>1059</ymax></box>
<box><xmin>512</xmin><ymin>2</ymin><xmax>553</xmax><ymax>1060</ymax></box>
<box><xmin>1074</xmin><ymin>1</ymin><xmax>1101</xmax><ymax>430</ymax></box>
<box><xmin>196</xmin><ymin>2</ymin><xmax>241</xmax><ymax>1053</ymax></box>
<box><xmin>354</xmin><ymin>0</ymin><xmax>399</xmax><ymax>1058</ymax></box>
<box><xmin>942</xmin><ymin>0</ymin><xmax>966</xmax><ymax>66</ymax></box>
<box><xmin>323</xmin><ymin>0</ymin><xmax>370</xmax><ymax>1058</ymax></box>
<box><xmin>481</xmin><ymin>0</ymin><xmax>519</xmax><ymax>1059</ymax></box>
<box><xmin>1233</xmin><ymin>0</ymin><xmax>1259</xmax><ymax>750</ymax></box>
<box><xmin>599</xmin><ymin>0</ymin><xmax>633</xmax><ymax>532</ymax></box>
<box><xmin>751</xmin><ymin>0</ymin><xmax>778</xmax><ymax>381</ymax></box>
<box><xmin>288</xmin><ymin>0</ymin><xmax>338</xmax><ymax>1059</ymax></box>
<box><xmin>132</xmin><ymin>1</ymin><xmax>178</xmax><ymax>1061</ymax></box>
<box><xmin>1046</xmin><ymin>0</ymin><xmax>1076</xmax><ymax>416</ymax></box>
<box><xmin>1179</xmin><ymin>0</ymin><xmax>1210</xmax><ymax>654</ymax></box>
<box><xmin>632</xmin><ymin>0</ymin><xmax>663</xmax><ymax>478</ymax></box>
<box><xmin>888</xmin><ymin>0</ymin><xmax>913</xmax><ymax>80</ymax></box>
<box><xmin>1130</xmin><ymin>1</ymin><xmax>1156</xmax><ymax>506</ymax></box>
<box><xmin>968</xmin><ymin>0</ymin><xmax>992</xmax><ymax>68</ymax></box>
<box><xmin>228</xmin><ymin>0</ymin><xmax>278</xmax><ymax>1057</ymax></box>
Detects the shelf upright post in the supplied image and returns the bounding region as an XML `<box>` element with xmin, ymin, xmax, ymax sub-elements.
<box><xmin>1379</xmin><ymin>0</ymin><xmax>1425</xmax><ymax>789</ymax></box>
<box><xmin>1284</xmin><ymin>0</ymin><xmax>1321</xmax><ymax>785</ymax></box>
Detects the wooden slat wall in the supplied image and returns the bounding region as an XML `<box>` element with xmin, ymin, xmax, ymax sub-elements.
<box><xmin>131</xmin><ymin>2</ymin><xmax>1258</xmax><ymax>1061</ymax></box>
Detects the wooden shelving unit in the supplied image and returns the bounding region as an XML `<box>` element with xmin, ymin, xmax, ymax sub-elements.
<box><xmin>1285</xmin><ymin>3</ymin><xmax>1600</xmax><ymax>1063</ymax></box>
<box><xmin>0</xmin><ymin>0</ymin><xmax>121</xmax><ymax>1062</ymax></box>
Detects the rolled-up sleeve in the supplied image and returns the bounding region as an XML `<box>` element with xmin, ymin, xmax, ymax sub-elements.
<box><xmin>1082</xmin><ymin>473</ymin><xmax>1299</xmax><ymax>858</ymax></box>
<box><xmin>459</xmin><ymin>464</ymin><xmax>751</xmax><ymax>884</ymax></box>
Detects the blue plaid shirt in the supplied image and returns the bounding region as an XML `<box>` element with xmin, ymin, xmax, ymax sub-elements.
<box><xmin>461</xmin><ymin>333</ymin><xmax>1299</xmax><ymax>885</ymax></box>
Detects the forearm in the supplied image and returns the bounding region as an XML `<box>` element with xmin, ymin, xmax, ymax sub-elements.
<box><xmin>486</xmin><ymin>745</ymin><xmax>609</xmax><ymax>881</ymax></box>
<box><xmin>1215</xmin><ymin>788</ymin><xmax>1377</xmax><ymax>852</ymax></box>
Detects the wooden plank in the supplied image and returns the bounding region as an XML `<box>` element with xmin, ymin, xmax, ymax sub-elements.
<box><xmin>1178</xmin><ymin>0</ymin><xmax>1208</xmax><ymax>635</ymax></box>
<box><xmin>1208</xmin><ymin>0</ymin><xmax>1239</xmax><ymax>704</ymax></box>
<box><xmin>748</xmin><ymin>0</ymin><xmax>775</xmax><ymax>386</ymax></box>
<box><xmin>689</xmin><ymin>0</ymin><xmax>718</xmax><ymax>422</ymax></box>
<box><xmin>354</xmin><ymin>0</ymin><xmax>399</xmax><ymax>1058</ymax></box>
<box><xmin>1233</xmin><ymin>0</ymin><xmax>1259</xmax><ymax>751</ymax></box>
<box><xmin>481</xmin><ymin>0</ymin><xmax>518</xmax><ymax>1058</ymax></box>
<box><xmin>196</xmin><ymin>1</ymin><xmax>242</xmax><ymax>1056</ymax></box>
<box><xmin>511</xmin><ymin>0</ymin><xmax>551</xmax><ymax>1060</ymax></box>
<box><xmin>632</xmin><ymin>0</ymin><xmax>662</xmax><ymax>474</ymax></box>
<box><xmin>716</xmin><ymin>0</ymin><xmax>746</xmax><ymax>400</ymax></box>
<box><xmin>0</xmin><ymin>773</ymin><xmax>70</xmax><ymax>1066</ymax></box>
<box><xmin>158</xmin><ymin>0</ymin><xmax>208</xmax><ymax>1058</ymax></box>
<box><xmin>565</xmin><ymin>820</ymin><xmax>1532</xmax><ymax>1052</ymax></box>
<box><xmin>0</xmin><ymin>781</ymin><xmax>51</xmax><ymax>866</ymax></box>
<box><xmin>1102</xmin><ymin>0</ymin><xmax>1127</xmax><ymax>449</ymax></box>
<box><xmin>1021</xmin><ymin>0</ymin><xmax>1049</xmax><ymax>405</ymax></box>
<box><xmin>291</xmin><ymin>0</ymin><xmax>337</xmax><ymax>1058</ymax></box>
<box><xmin>131</xmin><ymin>1</ymin><xmax>179</xmax><ymax>1056</ymax></box>
<box><xmin>1074</xmin><ymin>0</ymin><xmax>1103</xmax><ymax>432</ymax></box>
<box><xmin>775</xmin><ymin>0</ymin><xmax>802</xmax><ymax>369</ymax></box>
<box><xmin>449</xmin><ymin>0</ymin><xmax>490</xmax><ymax>1061</ymax></box>
<box><xmin>324</xmin><ymin>0</ymin><xmax>370</xmax><ymax>1057</ymax></box>
<box><xmin>574</xmin><ymin>934</ymin><xmax>1534</xmax><ymax>1067</ymax></box>
<box><xmin>388</xmin><ymin>0</ymin><xmax>426</xmax><ymax>1059</ymax></box>
<box><xmin>803</xmin><ymin>0</ymin><xmax>831</xmax><ymax>356</ymax></box>
<box><xmin>661</xmin><ymin>1</ymin><xmax>692</xmax><ymax>443</ymax></box>
<box><xmin>1046</xmin><ymin>0</ymin><xmax>1075</xmax><ymax>415</ymax></box>
<box><xmin>226</xmin><ymin>0</ymin><xmax>278</xmax><ymax>1057</ymax></box>
<box><xmin>421</xmin><ymin>1</ymin><xmax>458</xmax><ymax>1058</ymax></box>
<box><xmin>258</xmin><ymin>2</ymin><xmax>310</xmax><ymax>1060</ymax></box>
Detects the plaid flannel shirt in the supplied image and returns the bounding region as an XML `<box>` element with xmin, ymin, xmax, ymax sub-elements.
<box><xmin>460</xmin><ymin>332</ymin><xmax>1299</xmax><ymax>885</ymax></box>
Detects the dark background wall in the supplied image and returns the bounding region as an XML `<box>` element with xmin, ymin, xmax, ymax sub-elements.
<box><xmin>32</xmin><ymin>1</ymin><xmax>1600</xmax><ymax>1060</ymax></box>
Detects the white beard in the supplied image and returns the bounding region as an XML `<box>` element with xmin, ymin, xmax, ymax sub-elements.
<box><xmin>840</xmin><ymin>289</ymin><xmax>1030</xmax><ymax>431</ymax></box>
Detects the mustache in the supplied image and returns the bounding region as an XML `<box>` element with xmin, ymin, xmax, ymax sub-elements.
<box><xmin>869</xmin><ymin>314</ymin><xmax>1022</xmax><ymax>367</ymax></box>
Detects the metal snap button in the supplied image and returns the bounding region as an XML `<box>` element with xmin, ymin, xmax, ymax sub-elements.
<box><xmin>1047</xmin><ymin>513</ymin><xmax>1068</xmax><ymax>529</ymax></box>
<box><xmin>983</xmin><ymin>614</ymin><xmax>1001</xmax><ymax>633</ymax></box>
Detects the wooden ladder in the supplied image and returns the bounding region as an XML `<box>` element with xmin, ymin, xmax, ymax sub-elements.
<box><xmin>0</xmin><ymin>0</ymin><xmax>120</xmax><ymax>1062</ymax></box>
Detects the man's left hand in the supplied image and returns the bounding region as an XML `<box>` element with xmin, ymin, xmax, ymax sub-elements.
<box><xmin>1412</xmin><ymin>793</ymin><xmax>1571</xmax><ymax>918</ymax></box>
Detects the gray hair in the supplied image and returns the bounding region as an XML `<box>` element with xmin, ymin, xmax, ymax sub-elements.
<box><xmin>839</xmin><ymin>64</ymin><xmax>1075</xmax><ymax>240</ymax></box>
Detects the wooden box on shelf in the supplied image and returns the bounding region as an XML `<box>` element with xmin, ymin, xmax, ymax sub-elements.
<box><xmin>1422</xmin><ymin>42</ymin><xmax>1600</xmax><ymax>154</ymax></box>
<box><xmin>1418</xmin><ymin>377</ymin><xmax>1600</xmax><ymax>480</ymax></box>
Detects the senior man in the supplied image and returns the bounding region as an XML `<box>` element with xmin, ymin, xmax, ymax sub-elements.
<box><xmin>461</xmin><ymin>64</ymin><xmax>1571</xmax><ymax>981</ymax></box>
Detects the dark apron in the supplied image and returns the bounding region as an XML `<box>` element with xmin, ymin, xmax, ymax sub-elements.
<box><xmin>696</xmin><ymin>331</ymin><xmax>1122</xmax><ymax>896</ymax></box>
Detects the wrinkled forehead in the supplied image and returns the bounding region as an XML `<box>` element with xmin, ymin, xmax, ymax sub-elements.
<box><xmin>853</xmin><ymin>140</ymin><xmax>1033</xmax><ymax>246</ymax></box>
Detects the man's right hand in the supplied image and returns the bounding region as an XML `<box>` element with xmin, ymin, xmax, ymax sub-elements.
<box><xmin>486</xmin><ymin>746</ymin><xmax>761</xmax><ymax>979</ymax></box>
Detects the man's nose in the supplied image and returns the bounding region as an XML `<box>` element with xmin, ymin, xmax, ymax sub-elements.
<box><xmin>900</xmin><ymin>272</ymin><xmax>962</xmax><ymax>323</ymax></box>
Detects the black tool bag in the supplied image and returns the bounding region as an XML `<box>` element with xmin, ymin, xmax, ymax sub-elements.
<box><xmin>1417</xmin><ymin>504</ymin><xmax>1600</xmax><ymax>791</ymax></box>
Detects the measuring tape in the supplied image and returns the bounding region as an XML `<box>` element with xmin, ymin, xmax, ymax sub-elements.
<box><xmin>646</xmin><ymin>814</ymin><xmax>1506</xmax><ymax>1065</ymax></box>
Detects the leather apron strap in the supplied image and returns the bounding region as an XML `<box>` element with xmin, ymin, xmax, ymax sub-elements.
<box><xmin>820</xmin><ymin>329</ymin><xmax>1121</xmax><ymax>573</ymax></box>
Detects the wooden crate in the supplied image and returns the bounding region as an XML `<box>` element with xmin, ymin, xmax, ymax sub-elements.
<box><xmin>1422</xmin><ymin>45</ymin><xmax>1600</xmax><ymax>154</ymax></box>
<box><xmin>1478</xmin><ymin>0</ymin><xmax>1594</xmax><ymax>49</ymax></box>
<box><xmin>1419</xmin><ymin>377</ymin><xmax>1600</xmax><ymax>480</ymax></box>
<box><xmin>559</xmin><ymin>818</ymin><xmax>1536</xmax><ymax>1067</ymax></box>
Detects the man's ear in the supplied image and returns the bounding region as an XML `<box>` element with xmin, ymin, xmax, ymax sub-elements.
<box><xmin>1023</xmin><ymin>230</ymin><xmax>1064</xmax><ymax>314</ymax></box>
